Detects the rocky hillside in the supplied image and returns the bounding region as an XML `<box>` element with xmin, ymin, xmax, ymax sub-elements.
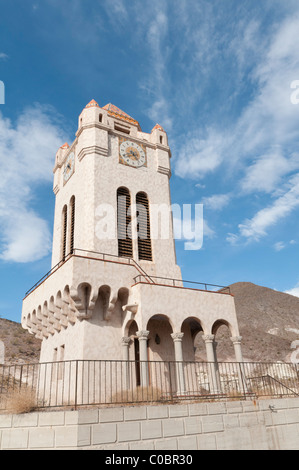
<box><xmin>0</xmin><ymin>318</ymin><xmax>41</xmax><ymax>365</ymax></box>
<box><xmin>0</xmin><ymin>282</ymin><xmax>299</xmax><ymax>364</ymax></box>
<box><xmin>205</xmin><ymin>282</ymin><xmax>299</xmax><ymax>363</ymax></box>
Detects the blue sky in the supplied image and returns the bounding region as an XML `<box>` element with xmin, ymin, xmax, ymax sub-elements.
<box><xmin>1</xmin><ymin>0</ymin><xmax>299</xmax><ymax>323</ymax></box>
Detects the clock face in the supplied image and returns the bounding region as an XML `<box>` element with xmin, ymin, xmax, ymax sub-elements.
<box><xmin>119</xmin><ymin>139</ymin><xmax>146</xmax><ymax>168</ymax></box>
<box><xmin>63</xmin><ymin>152</ymin><xmax>75</xmax><ymax>183</ymax></box>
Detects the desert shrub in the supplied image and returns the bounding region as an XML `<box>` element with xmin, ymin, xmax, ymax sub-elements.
<box><xmin>110</xmin><ymin>386</ymin><xmax>165</xmax><ymax>405</ymax></box>
<box><xmin>5</xmin><ymin>387</ymin><xmax>37</xmax><ymax>414</ymax></box>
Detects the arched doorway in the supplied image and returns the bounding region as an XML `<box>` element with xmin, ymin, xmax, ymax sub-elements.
<box><xmin>146</xmin><ymin>315</ymin><xmax>174</xmax><ymax>362</ymax></box>
<box><xmin>146</xmin><ymin>315</ymin><xmax>175</xmax><ymax>394</ymax></box>
<box><xmin>126</xmin><ymin>320</ymin><xmax>141</xmax><ymax>386</ymax></box>
<box><xmin>181</xmin><ymin>317</ymin><xmax>204</xmax><ymax>362</ymax></box>
<box><xmin>212</xmin><ymin>319</ymin><xmax>234</xmax><ymax>362</ymax></box>
<box><xmin>211</xmin><ymin>319</ymin><xmax>241</xmax><ymax>394</ymax></box>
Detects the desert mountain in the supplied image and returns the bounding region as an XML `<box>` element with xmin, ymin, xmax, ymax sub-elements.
<box><xmin>207</xmin><ymin>282</ymin><xmax>299</xmax><ymax>363</ymax></box>
<box><xmin>0</xmin><ymin>318</ymin><xmax>41</xmax><ymax>365</ymax></box>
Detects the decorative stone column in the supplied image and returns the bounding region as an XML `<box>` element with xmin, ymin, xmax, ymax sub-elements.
<box><xmin>212</xmin><ymin>338</ymin><xmax>221</xmax><ymax>391</ymax></box>
<box><xmin>230</xmin><ymin>336</ymin><xmax>248</xmax><ymax>393</ymax></box>
<box><xmin>121</xmin><ymin>336</ymin><xmax>131</xmax><ymax>361</ymax></box>
<box><xmin>230</xmin><ymin>336</ymin><xmax>243</xmax><ymax>362</ymax></box>
<box><xmin>202</xmin><ymin>334</ymin><xmax>219</xmax><ymax>394</ymax></box>
<box><xmin>121</xmin><ymin>336</ymin><xmax>131</xmax><ymax>389</ymax></box>
<box><xmin>136</xmin><ymin>330</ymin><xmax>149</xmax><ymax>387</ymax></box>
<box><xmin>171</xmin><ymin>333</ymin><xmax>186</xmax><ymax>394</ymax></box>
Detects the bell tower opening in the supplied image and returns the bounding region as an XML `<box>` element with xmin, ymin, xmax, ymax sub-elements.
<box><xmin>117</xmin><ymin>187</ymin><xmax>133</xmax><ymax>258</ymax></box>
<box><xmin>136</xmin><ymin>192</ymin><xmax>152</xmax><ymax>261</ymax></box>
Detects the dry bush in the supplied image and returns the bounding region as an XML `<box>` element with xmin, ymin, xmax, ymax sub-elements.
<box><xmin>5</xmin><ymin>387</ymin><xmax>38</xmax><ymax>414</ymax></box>
<box><xmin>110</xmin><ymin>386</ymin><xmax>166</xmax><ymax>405</ymax></box>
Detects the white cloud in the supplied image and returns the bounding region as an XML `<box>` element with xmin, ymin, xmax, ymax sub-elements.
<box><xmin>143</xmin><ymin>9</ymin><xmax>173</xmax><ymax>130</ymax></box>
<box><xmin>0</xmin><ymin>105</ymin><xmax>68</xmax><ymax>263</ymax></box>
<box><xmin>0</xmin><ymin>212</ymin><xmax>51</xmax><ymax>263</ymax></box>
<box><xmin>241</xmin><ymin>151</ymin><xmax>299</xmax><ymax>194</ymax></box>
<box><xmin>226</xmin><ymin>233</ymin><xmax>239</xmax><ymax>246</ymax></box>
<box><xmin>147</xmin><ymin>97</ymin><xmax>173</xmax><ymax>132</ymax></box>
<box><xmin>102</xmin><ymin>0</ymin><xmax>128</xmax><ymax>28</ymax></box>
<box><xmin>230</xmin><ymin>174</ymin><xmax>299</xmax><ymax>243</ymax></box>
<box><xmin>202</xmin><ymin>193</ymin><xmax>231</xmax><ymax>211</ymax></box>
<box><xmin>273</xmin><ymin>241</ymin><xmax>286</xmax><ymax>252</ymax></box>
<box><xmin>175</xmin><ymin>129</ymin><xmax>230</xmax><ymax>179</ymax></box>
<box><xmin>285</xmin><ymin>282</ymin><xmax>299</xmax><ymax>298</ymax></box>
<box><xmin>174</xmin><ymin>11</ymin><xmax>299</xmax><ymax>244</ymax></box>
<box><xmin>0</xmin><ymin>53</ymin><xmax>8</xmax><ymax>60</ymax></box>
<box><xmin>175</xmin><ymin>13</ymin><xmax>299</xmax><ymax>181</ymax></box>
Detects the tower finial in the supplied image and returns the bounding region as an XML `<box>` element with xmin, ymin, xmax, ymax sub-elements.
<box><xmin>85</xmin><ymin>99</ymin><xmax>100</xmax><ymax>108</ymax></box>
<box><xmin>151</xmin><ymin>123</ymin><xmax>165</xmax><ymax>132</ymax></box>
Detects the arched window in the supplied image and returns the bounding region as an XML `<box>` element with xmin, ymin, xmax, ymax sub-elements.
<box><xmin>136</xmin><ymin>192</ymin><xmax>152</xmax><ymax>261</ymax></box>
<box><xmin>69</xmin><ymin>196</ymin><xmax>75</xmax><ymax>254</ymax></box>
<box><xmin>61</xmin><ymin>205</ymin><xmax>68</xmax><ymax>261</ymax></box>
<box><xmin>117</xmin><ymin>187</ymin><xmax>133</xmax><ymax>258</ymax></box>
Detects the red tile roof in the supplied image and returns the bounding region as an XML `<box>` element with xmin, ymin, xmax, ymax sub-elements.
<box><xmin>85</xmin><ymin>99</ymin><xmax>100</xmax><ymax>108</ymax></box>
<box><xmin>103</xmin><ymin>103</ymin><xmax>140</xmax><ymax>128</ymax></box>
<box><xmin>151</xmin><ymin>124</ymin><xmax>165</xmax><ymax>132</ymax></box>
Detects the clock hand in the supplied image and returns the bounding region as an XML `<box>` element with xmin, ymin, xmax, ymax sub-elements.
<box><xmin>127</xmin><ymin>150</ymin><xmax>139</xmax><ymax>160</ymax></box>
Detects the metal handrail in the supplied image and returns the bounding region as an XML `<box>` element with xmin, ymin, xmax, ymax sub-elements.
<box><xmin>250</xmin><ymin>374</ymin><xmax>299</xmax><ymax>397</ymax></box>
<box><xmin>133</xmin><ymin>274</ymin><xmax>230</xmax><ymax>294</ymax></box>
<box><xmin>24</xmin><ymin>248</ymin><xmax>135</xmax><ymax>297</ymax></box>
<box><xmin>24</xmin><ymin>248</ymin><xmax>229</xmax><ymax>298</ymax></box>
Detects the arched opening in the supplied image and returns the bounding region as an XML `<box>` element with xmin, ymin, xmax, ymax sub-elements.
<box><xmin>146</xmin><ymin>315</ymin><xmax>174</xmax><ymax>362</ymax></box>
<box><xmin>92</xmin><ymin>285</ymin><xmax>111</xmax><ymax>324</ymax></box>
<box><xmin>61</xmin><ymin>205</ymin><xmax>68</xmax><ymax>260</ymax></box>
<box><xmin>211</xmin><ymin>320</ymin><xmax>246</xmax><ymax>394</ymax></box>
<box><xmin>77</xmin><ymin>282</ymin><xmax>92</xmax><ymax>317</ymax></box>
<box><xmin>69</xmin><ymin>196</ymin><xmax>75</xmax><ymax>254</ymax></box>
<box><xmin>146</xmin><ymin>315</ymin><xmax>176</xmax><ymax>393</ymax></box>
<box><xmin>136</xmin><ymin>192</ymin><xmax>152</xmax><ymax>261</ymax></box>
<box><xmin>181</xmin><ymin>317</ymin><xmax>204</xmax><ymax>361</ymax></box>
<box><xmin>118</xmin><ymin>287</ymin><xmax>129</xmax><ymax>309</ymax></box>
<box><xmin>127</xmin><ymin>320</ymin><xmax>140</xmax><ymax>386</ymax></box>
<box><xmin>117</xmin><ymin>187</ymin><xmax>133</xmax><ymax>258</ymax></box>
<box><xmin>212</xmin><ymin>319</ymin><xmax>235</xmax><ymax>362</ymax></box>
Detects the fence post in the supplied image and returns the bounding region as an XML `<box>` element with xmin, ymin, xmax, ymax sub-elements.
<box><xmin>74</xmin><ymin>360</ymin><xmax>78</xmax><ymax>410</ymax></box>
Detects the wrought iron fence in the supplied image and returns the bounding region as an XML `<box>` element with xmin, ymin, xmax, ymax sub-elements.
<box><xmin>0</xmin><ymin>360</ymin><xmax>298</xmax><ymax>411</ymax></box>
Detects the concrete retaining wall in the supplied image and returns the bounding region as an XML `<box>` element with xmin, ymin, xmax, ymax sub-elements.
<box><xmin>0</xmin><ymin>398</ymin><xmax>299</xmax><ymax>450</ymax></box>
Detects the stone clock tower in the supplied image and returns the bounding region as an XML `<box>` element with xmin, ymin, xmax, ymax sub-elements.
<box><xmin>22</xmin><ymin>99</ymin><xmax>243</xmax><ymax>391</ymax></box>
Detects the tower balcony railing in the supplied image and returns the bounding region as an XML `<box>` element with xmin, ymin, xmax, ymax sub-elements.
<box><xmin>24</xmin><ymin>248</ymin><xmax>230</xmax><ymax>298</ymax></box>
<box><xmin>132</xmin><ymin>274</ymin><xmax>230</xmax><ymax>294</ymax></box>
<box><xmin>24</xmin><ymin>248</ymin><xmax>137</xmax><ymax>297</ymax></box>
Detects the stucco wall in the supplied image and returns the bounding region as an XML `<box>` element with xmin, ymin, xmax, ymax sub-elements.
<box><xmin>1</xmin><ymin>398</ymin><xmax>299</xmax><ymax>450</ymax></box>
